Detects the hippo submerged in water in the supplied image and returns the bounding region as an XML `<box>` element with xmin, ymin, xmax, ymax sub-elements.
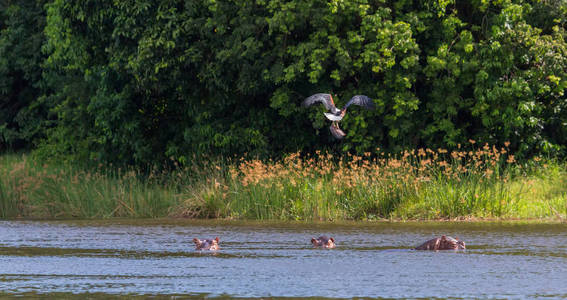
<box><xmin>193</xmin><ymin>237</ymin><xmax>220</xmax><ymax>251</ymax></box>
<box><xmin>311</xmin><ymin>236</ymin><xmax>336</xmax><ymax>248</ymax></box>
<box><xmin>415</xmin><ymin>235</ymin><xmax>465</xmax><ymax>251</ymax></box>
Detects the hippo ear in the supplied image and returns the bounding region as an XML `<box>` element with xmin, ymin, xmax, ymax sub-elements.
<box><xmin>455</xmin><ymin>237</ymin><xmax>459</xmax><ymax>240</ymax></box>
<box><xmin>193</xmin><ymin>238</ymin><xmax>200</xmax><ymax>245</ymax></box>
<box><xmin>441</xmin><ymin>235</ymin><xmax>447</xmax><ymax>240</ymax></box>
<box><xmin>330</xmin><ymin>237</ymin><xmax>335</xmax><ymax>243</ymax></box>
<box><xmin>215</xmin><ymin>237</ymin><xmax>220</xmax><ymax>243</ymax></box>
<box><xmin>311</xmin><ymin>238</ymin><xmax>317</xmax><ymax>244</ymax></box>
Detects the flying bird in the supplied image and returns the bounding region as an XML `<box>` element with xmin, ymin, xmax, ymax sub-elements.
<box><xmin>302</xmin><ymin>93</ymin><xmax>375</xmax><ymax>140</ymax></box>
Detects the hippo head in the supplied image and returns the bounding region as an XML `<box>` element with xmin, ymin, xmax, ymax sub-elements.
<box><xmin>193</xmin><ymin>237</ymin><xmax>220</xmax><ymax>251</ymax></box>
<box><xmin>311</xmin><ymin>236</ymin><xmax>336</xmax><ymax>248</ymax></box>
<box><xmin>415</xmin><ymin>235</ymin><xmax>466</xmax><ymax>250</ymax></box>
<box><xmin>440</xmin><ymin>236</ymin><xmax>466</xmax><ymax>250</ymax></box>
<box><xmin>455</xmin><ymin>238</ymin><xmax>466</xmax><ymax>250</ymax></box>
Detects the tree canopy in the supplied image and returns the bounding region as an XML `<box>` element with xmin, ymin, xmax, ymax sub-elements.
<box><xmin>1</xmin><ymin>0</ymin><xmax>566</xmax><ymax>165</ymax></box>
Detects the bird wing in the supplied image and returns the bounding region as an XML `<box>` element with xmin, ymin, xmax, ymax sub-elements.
<box><xmin>343</xmin><ymin>95</ymin><xmax>375</xmax><ymax>110</ymax></box>
<box><xmin>302</xmin><ymin>93</ymin><xmax>337</xmax><ymax>112</ymax></box>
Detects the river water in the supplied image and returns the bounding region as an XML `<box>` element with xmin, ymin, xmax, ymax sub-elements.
<box><xmin>1</xmin><ymin>220</ymin><xmax>566</xmax><ymax>298</ymax></box>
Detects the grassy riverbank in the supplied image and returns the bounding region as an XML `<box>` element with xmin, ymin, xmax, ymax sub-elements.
<box><xmin>1</xmin><ymin>146</ymin><xmax>566</xmax><ymax>220</ymax></box>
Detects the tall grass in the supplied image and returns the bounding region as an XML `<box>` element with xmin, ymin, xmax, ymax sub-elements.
<box><xmin>1</xmin><ymin>144</ymin><xmax>566</xmax><ymax>220</ymax></box>
<box><xmin>0</xmin><ymin>154</ymin><xmax>178</xmax><ymax>219</ymax></box>
<box><xmin>174</xmin><ymin>143</ymin><xmax>567</xmax><ymax>221</ymax></box>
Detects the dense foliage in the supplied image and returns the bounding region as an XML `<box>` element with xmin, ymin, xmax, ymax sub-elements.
<box><xmin>1</xmin><ymin>0</ymin><xmax>566</xmax><ymax>165</ymax></box>
<box><xmin>0</xmin><ymin>0</ymin><xmax>48</xmax><ymax>151</ymax></box>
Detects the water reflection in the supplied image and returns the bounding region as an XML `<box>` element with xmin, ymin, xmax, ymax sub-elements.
<box><xmin>1</xmin><ymin>220</ymin><xmax>567</xmax><ymax>298</ymax></box>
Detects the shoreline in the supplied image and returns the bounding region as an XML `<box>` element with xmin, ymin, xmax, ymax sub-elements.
<box><xmin>2</xmin><ymin>152</ymin><xmax>566</xmax><ymax>221</ymax></box>
<box><xmin>2</xmin><ymin>216</ymin><xmax>566</xmax><ymax>225</ymax></box>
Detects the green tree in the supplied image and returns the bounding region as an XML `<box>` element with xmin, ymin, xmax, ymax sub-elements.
<box><xmin>4</xmin><ymin>0</ymin><xmax>563</xmax><ymax>165</ymax></box>
<box><xmin>0</xmin><ymin>0</ymin><xmax>48</xmax><ymax>151</ymax></box>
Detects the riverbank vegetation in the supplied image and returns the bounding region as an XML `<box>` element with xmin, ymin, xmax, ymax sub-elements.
<box><xmin>2</xmin><ymin>146</ymin><xmax>565</xmax><ymax>220</ymax></box>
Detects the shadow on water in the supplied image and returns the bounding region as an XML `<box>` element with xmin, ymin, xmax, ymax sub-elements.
<box><xmin>0</xmin><ymin>292</ymin><xmax>392</xmax><ymax>300</ymax></box>
<box><xmin>0</xmin><ymin>292</ymin><xmax>237</xmax><ymax>300</ymax></box>
<box><xmin>0</xmin><ymin>246</ymin><xmax>287</xmax><ymax>259</ymax></box>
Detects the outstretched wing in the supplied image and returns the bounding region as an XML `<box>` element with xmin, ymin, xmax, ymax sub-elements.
<box><xmin>302</xmin><ymin>93</ymin><xmax>338</xmax><ymax>112</ymax></box>
<box><xmin>343</xmin><ymin>95</ymin><xmax>375</xmax><ymax>110</ymax></box>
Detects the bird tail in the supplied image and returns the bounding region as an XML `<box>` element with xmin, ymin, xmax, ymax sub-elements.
<box><xmin>330</xmin><ymin>124</ymin><xmax>346</xmax><ymax>140</ymax></box>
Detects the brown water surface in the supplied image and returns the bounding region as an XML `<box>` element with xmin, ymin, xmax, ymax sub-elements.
<box><xmin>1</xmin><ymin>220</ymin><xmax>567</xmax><ymax>298</ymax></box>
